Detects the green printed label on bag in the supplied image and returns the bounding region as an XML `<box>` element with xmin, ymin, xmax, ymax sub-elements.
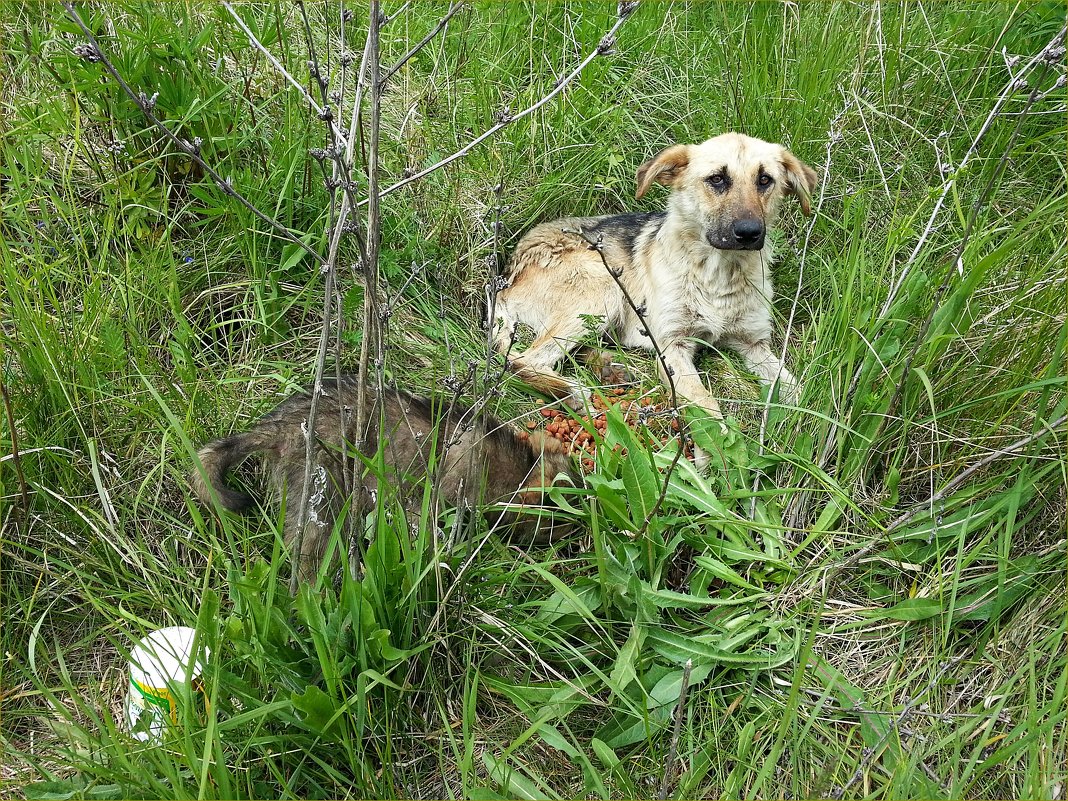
<box><xmin>131</xmin><ymin>679</ymin><xmax>177</xmax><ymax>722</ymax></box>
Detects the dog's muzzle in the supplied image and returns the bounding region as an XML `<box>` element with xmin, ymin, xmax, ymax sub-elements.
<box><xmin>706</xmin><ymin>219</ymin><xmax>766</xmax><ymax>251</ymax></box>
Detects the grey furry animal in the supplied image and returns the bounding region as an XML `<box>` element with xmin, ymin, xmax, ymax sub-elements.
<box><xmin>192</xmin><ymin>376</ymin><xmax>575</xmax><ymax>580</ymax></box>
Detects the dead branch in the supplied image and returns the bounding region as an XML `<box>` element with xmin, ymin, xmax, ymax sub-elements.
<box><xmin>64</xmin><ymin>3</ymin><xmax>326</xmax><ymax>269</ymax></box>
<box><xmin>364</xmin><ymin>2</ymin><xmax>639</xmax><ymax>204</ymax></box>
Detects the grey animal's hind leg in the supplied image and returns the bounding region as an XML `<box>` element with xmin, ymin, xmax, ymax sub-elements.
<box><xmin>283</xmin><ymin>456</ymin><xmax>365</xmax><ymax>583</ymax></box>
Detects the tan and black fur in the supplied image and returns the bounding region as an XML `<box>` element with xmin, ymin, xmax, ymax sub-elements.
<box><xmin>493</xmin><ymin>132</ymin><xmax>819</xmax><ymax>417</ymax></box>
<box><xmin>193</xmin><ymin>376</ymin><xmax>575</xmax><ymax>580</ymax></box>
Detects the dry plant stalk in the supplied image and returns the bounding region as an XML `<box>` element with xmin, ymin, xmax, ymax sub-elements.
<box><xmin>67</xmin><ymin>0</ymin><xmax>640</xmax><ymax>584</ymax></box>
<box><xmin>570</xmin><ymin>227</ymin><xmax>692</xmax><ymax>539</ymax></box>
<box><xmin>63</xmin><ymin>3</ymin><xmax>326</xmax><ymax>269</ymax></box>
<box><xmin>815</xmin><ymin>26</ymin><xmax>1066</xmax><ymax>476</ymax></box>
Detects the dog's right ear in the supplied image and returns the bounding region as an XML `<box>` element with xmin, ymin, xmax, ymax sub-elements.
<box><xmin>635</xmin><ymin>145</ymin><xmax>691</xmax><ymax>199</ymax></box>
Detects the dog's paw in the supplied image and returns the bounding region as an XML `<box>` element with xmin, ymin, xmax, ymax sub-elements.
<box><xmin>776</xmin><ymin>377</ymin><xmax>800</xmax><ymax>405</ymax></box>
<box><xmin>564</xmin><ymin>387</ymin><xmax>592</xmax><ymax>411</ymax></box>
<box><xmin>767</xmin><ymin>366</ymin><xmax>800</xmax><ymax>405</ymax></box>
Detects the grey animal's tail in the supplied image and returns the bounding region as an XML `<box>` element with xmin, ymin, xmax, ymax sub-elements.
<box><xmin>191</xmin><ymin>434</ymin><xmax>264</xmax><ymax>514</ymax></box>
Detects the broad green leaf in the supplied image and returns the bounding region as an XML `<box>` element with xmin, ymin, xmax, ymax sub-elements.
<box><xmin>521</xmin><ymin>567</ymin><xmax>601</xmax><ymax>625</ymax></box>
<box><xmin>621</xmin><ymin>441</ymin><xmax>659</xmax><ymax>528</ymax></box>
<box><xmin>599</xmin><ymin>705</ymin><xmax>672</xmax><ymax>748</ymax></box>
<box><xmin>647</xmin><ymin>627</ymin><xmax>794</xmax><ymax>668</ymax></box>
<box><xmin>589</xmin><ymin>474</ymin><xmax>633</xmax><ymax>530</ymax></box>
<box><xmin>279</xmin><ymin>239</ymin><xmax>313</xmax><ymax>272</ymax></box>
<box><xmin>25</xmin><ymin>782</ymin><xmax>80</xmax><ymax>801</ymax></box>
<box><xmin>663</xmin><ymin>474</ymin><xmax>732</xmax><ymax>518</ymax></box>
<box><xmin>216</xmin><ymin>699</ymin><xmax>294</xmax><ymax>731</ymax></box>
<box><xmin>25</xmin><ymin>783</ymin><xmax>122</xmax><ymax>801</ymax></box>
<box><xmin>483</xmin><ymin>751</ymin><xmax>558</xmax><ymax>800</ymax></box>
<box><xmin>481</xmin><ymin>675</ymin><xmax>592</xmax><ymax>721</ymax></box>
<box><xmin>693</xmin><ymin>555</ymin><xmax>765</xmax><ymax>591</ymax></box>
<box><xmin>536</xmin><ymin>723</ymin><xmax>579</xmax><ymax>757</ymax></box>
<box><xmin>811</xmin><ymin>655</ymin><xmax>898</xmax><ymax>765</ymax></box>
<box><xmin>608</xmin><ymin>624</ymin><xmax>645</xmax><ymax>695</ymax></box>
<box><xmin>604</xmin><ymin>406</ymin><xmax>659</xmax><ymax>527</ymax></box>
<box><xmin>875</xmin><ymin>597</ymin><xmax>942</xmax><ymax>622</ymax></box>
<box><xmin>954</xmin><ymin>555</ymin><xmax>1043</xmax><ymax>623</ymax></box>
<box><xmin>359</xmin><ymin>668</ymin><xmax>408</xmax><ymax>692</ymax></box>
<box><xmin>376</xmin><ymin>634</ymin><xmax>431</xmax><ymax>663</ymax></box>
<box><xmin>296</xmin><ymin>584</ymin><xmax>337</xmax><ymax>694</ymax></box>
<box><xmin>641</xmin><ymin>585</ymin><xmax>770</xmax><ymax>610</ymax></box>
<box><xmin>715</xmin><ymin>541</ymin><xmax>794</xmax><ymax>570</ymax></box>
<box><xmin>647</xmin><ymin>662</ymin><xmax>713</xmax><ymax>709</ymax></box>
<box><xmin>590</xmin><ymin>738</ymin><xmax>619</xmax><ymax>769</ymax></box>
<box><xmin>466</xmin><ymin>790</ymin><xmax>509</xmax><ymax>801</ymax></box>
<box><xmin>813</xmin><ymin>496</ymin><xmax>845</xmax><ymax>533</ymax></box>
<box><xmin>290</xmin><ymin>684</ymin><xmax>340</xmax><ymax>739</ymax></box>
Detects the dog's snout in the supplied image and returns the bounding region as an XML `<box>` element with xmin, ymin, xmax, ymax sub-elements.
<box><xmin>732</xmin><ymin>218</ymin><xmax>764</xmax><ymax>245</ymax></box>
<box><xmin>708</xmin><ymin>218</ymin><xmax>767</xmax><ymax>251</ymax></box>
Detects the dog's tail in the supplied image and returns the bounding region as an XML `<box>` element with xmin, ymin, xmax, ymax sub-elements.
<box><xmin>192</xmin><ymin>433</ymin><xmax>265</xmax><ymax>513</ymax></box>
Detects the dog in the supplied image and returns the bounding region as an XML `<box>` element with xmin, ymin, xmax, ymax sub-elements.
<box><xmin>492</xmin><ymin>132</ymin><xmax>818</xmax><ymax>418</ymax></box>
<box><xmin>192</xmin><ymin>377</ymin><xmax>576</xmax><ymax>580</ymax></box>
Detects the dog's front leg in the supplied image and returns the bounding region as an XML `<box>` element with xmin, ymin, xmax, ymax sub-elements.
<box><xmin>657</xmin><ymin>341</ymin><xmax>724</xmax><ymax>470</ymax></box>
<box><xmin>659</xmin><ymin>341</ymin><xmax>723</xmax><ymax>419</ymax></box>
<box><xmin>728</xmin><ymin>338</ymin><xmax>798</xmax><ymax>404</ymax></box>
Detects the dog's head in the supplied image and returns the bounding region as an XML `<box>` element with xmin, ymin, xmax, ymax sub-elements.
<box><xmin>517</xmin><ymin>430</ymin><xmax>580</xmax><ymax>500</ymax></box>
<box><xmin>494</xmin><ymin>430</ymin><xmax>580</xmax><ymax>544</ymax></box>
<box><xmin>635</xmin><ymin>133</ymin><xmax>818</xmax><ymax>251</ymax></box>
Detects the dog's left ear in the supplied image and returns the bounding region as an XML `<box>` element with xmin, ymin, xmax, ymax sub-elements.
<box><xmin>779</xmin><ymin>149</ymin><xmax>819</xmax><ymax>216</ymax></box>
<box><xmin>636</xmin><ymin>144</ymin><xmax>691</xmax><ymax>199</ymax></box>
<box><xmin>527</xmin><ymin>429</ymin><xmax>562</xmax><ymax>455</ymax></box>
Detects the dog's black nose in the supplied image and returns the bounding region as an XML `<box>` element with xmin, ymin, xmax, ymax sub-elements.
<box><xmin>732</xmin><ymin>219</ymin><xmax>765</xmax><ymax>245</ymax></box>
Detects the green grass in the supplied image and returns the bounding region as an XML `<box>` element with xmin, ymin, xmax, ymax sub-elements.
<box><xmin>2</xmin><ymin>1</ymin><xmax>1066</xmax><ymax>798</ymax></box>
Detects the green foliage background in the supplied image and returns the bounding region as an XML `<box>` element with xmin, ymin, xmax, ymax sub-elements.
<box><xmin>1</xmin><ymin>1</ymin><xmax>1065</xmax><ymax>798</ymax></box>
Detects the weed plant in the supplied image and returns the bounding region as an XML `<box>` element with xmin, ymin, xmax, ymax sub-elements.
<box><xmin>1</xmin><ymin>2</ymin><xmax>1065</xmax><ymax>798</ymax></box>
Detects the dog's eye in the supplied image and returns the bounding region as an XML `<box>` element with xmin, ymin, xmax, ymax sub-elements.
<box><xmin>706</xmin><ymin>174</ymin><xmax>724</xmax><ymax>186</ymax></box>
<box><xmin>758</xmin><ymin>173</ymin><xmax>774</xmax><ymax>187</ymax></box>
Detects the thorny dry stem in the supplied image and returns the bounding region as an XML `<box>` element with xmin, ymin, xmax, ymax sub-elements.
<box><xmin>571</xmin><ymin>227</ymin><xmax>692</xmax><ymax>542</ymax></box>
<box><xmin>795</xmin><ymin>27</ymin><xmax>1066</xmax><ymax>539</ymax></box>
<box><xmin>362</xmin><ymin>2</ymin><xmax>639</xmax><ymax>204</ymax></box>
<box><xmin>658</xmin><ymin>657</ymin><xmax>693</xmax><ymax>800</ymax></box>
<box><xmin>63</xmin><ymin>3</ymin><xmax>328</xmax><ymax>270</ymax></box>
<box><xmin>70</xmin><ymin>1</ymin><xmax>641</xmax><ymax>585</ymax></box>
<box><xmin>221</xmin><ymin>2</ymin><xmax>354</xmax><ymax>152</ymax></box>
<box><xmin>219</xmin><ymin>0</ymin><xmax>396</xmax><ymax>587</ymax></box>
<box><xmin>815</xmin><ymin>27</ymin><xmax>1065</xmax><ymax>473</ymax></box>
<box><xmin>884</xmin><ymin>413</ymin><xmax>1066</xmax><ymax>534</ymax></box>
<box><xmin>821</xmin><ymin>413</ymin><xmax>1066</xmax><ymax>586</ymax></box>
<box><xmin>867</xmin><ymin>61</ymin><xmax>1056</xmax><ymax>463</ymax></box>
<box><xmin>830</xmin><ymin>655</ymin><xmax>965</xmax><ymax>799</ymax></box>
<box><xmin>881</xmin><ymin>26</ymin><xmax>1066</xmax><ymax>318</ymax></box>
<box><xmin>287</xmin><ymin>1</ymin><xmax>383</xmax><ymax>592</ymax></box>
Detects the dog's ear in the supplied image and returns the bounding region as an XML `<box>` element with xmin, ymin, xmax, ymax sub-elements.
<box><xmin>526</xmin><ymin>429</ymin><xmax>561</xmax><ymax>456</ymax></box>
<box><xmin>779</xmin><ymin>149</ymin><xmax>819</xmax><ymax>216</ymax></box>
<box><xmin>635</xmin><ymin>145</ymin><xmax>691</xmax><ymax>199</ymax></box>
